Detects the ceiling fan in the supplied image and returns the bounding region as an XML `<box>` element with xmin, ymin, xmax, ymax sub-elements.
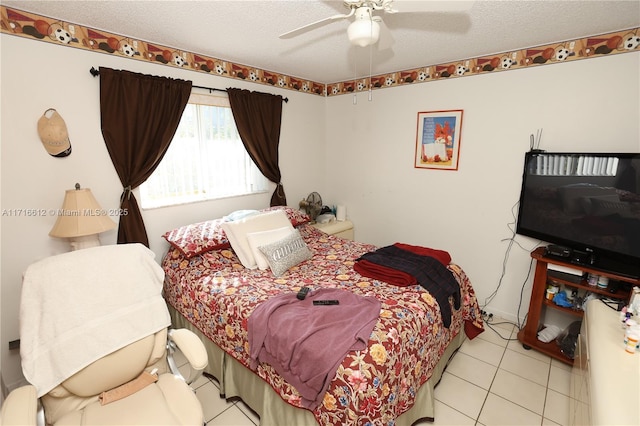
<box><xmin>280</xmin><ymin>0</ymin><xmax>474</xmax><ymax>49</ymax></box>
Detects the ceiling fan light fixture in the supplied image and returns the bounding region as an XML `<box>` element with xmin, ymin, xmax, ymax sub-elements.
<box><xmin>348</xmin><ymin>18</ymin><xmax>380</xmax><ymax>47</ymax></box>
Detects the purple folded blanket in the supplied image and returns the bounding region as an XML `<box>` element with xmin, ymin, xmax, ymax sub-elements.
<box><xmin>248</xmin><ymin>288</ymin><xmax>381</xmax><ymax>410</ymax></box>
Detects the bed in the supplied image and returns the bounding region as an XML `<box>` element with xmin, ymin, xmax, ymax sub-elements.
<box><xmin>161</xmin><ymin>207</ymin><xmax>483</xmax><ymax>425</ymax></box>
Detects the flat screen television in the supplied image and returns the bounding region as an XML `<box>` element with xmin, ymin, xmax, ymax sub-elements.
<box><xmin>516</xmin><ymin>151</ymin><xmax>640</xmax><ymax>278</ymax></box>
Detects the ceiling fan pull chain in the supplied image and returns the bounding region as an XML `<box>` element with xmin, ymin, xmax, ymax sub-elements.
<box><xmin>369</xmin><ymin>25</ymin><xmax>373</xmax><ymax>102</ymax></box>
<box><xmin>353</xmin><ymin>47</ymin><xmax>358</xmax><ymax>105</ymax></box>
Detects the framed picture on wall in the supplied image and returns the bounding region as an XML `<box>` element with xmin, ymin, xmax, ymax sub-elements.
<box><xmin>414</xmin><ymin>110</ymin><xmax>463</xmax><ymax>170</ymax></box>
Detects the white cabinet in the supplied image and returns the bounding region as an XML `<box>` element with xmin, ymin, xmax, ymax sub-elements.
<box><xmin>570</xmin><ymin>299</ymin><xmax>640</xmax><ymax>425</ymax></box>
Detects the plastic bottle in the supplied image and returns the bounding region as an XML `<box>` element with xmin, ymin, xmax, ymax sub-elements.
<box><xmin>596</xmin><ymin>276</ymin><xmax>609</xmax><ymax>289</ymax></box>
<box><xmin>624</xmin><ymin>320</ymin><xmax>637</xmax><ymax>345</ymax></box>
<box><xmin>625</xmin><ymin>332</ymin><xmax>638</xmax><ymax>354</ymax></box>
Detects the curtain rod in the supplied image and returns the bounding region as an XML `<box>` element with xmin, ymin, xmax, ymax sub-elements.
<box><xmin>89</xmin><ymin>67</ymin><xmax>288</xmax><ymax>103</ymax></box>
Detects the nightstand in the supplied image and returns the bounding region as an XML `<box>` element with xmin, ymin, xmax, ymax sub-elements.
<box><xmin>311</xmin><ymin>220</ymin><xmax>354</xmax><ymax>241</ymax></box>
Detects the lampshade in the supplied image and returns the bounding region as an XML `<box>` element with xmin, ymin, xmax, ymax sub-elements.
<box><xmin>347</xmin><ymin>16</ymin><xmax>380</xmax><ymax>47</ymax></box>
<box><xmin>49</xmin><ymin>184</ymin><xmax>116</xmax><ymax>249</ymax></box>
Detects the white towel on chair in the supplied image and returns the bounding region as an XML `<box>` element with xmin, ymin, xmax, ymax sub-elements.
<box><xmin>20</xmin><ymin>243</ymin><xmax>171</xmax><ymax>397</ymax></box>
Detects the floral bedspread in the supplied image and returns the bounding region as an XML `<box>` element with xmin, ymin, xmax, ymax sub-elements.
<box><xmin>162</xmin><ymin>224</ymin><xmax>483</xmax><ymax>425</ymax></box>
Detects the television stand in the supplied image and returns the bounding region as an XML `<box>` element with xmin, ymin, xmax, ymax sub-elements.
<box><xmin>517</xmin><ymin>247</ymin><xmax>639</xmax><ymax>365</ymax></box>
<box><xmin>569</xmin><ymin>254</ymin><xmax>640</xmax><ymax>280</ymax></box>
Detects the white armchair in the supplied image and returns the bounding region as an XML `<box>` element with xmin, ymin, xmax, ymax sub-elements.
<box><xmin>13</xmin><ymin>243</ymin><xmax>208</xmax><ymax>425</ymax></box>
<box><xmin>0</xmin><ymin>385</ymin><xmax>38</xmax><ymax>426</ymax></box>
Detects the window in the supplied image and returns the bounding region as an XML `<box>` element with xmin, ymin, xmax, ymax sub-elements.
<box><xmin>140</xmin><ymin>93</ymin><xmax>268</xmax><ymax>208</ymax></box>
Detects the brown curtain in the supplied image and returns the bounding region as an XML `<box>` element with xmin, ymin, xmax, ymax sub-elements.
<box><xmin>99</xmin><ymin>67</ymin><xmax>192</xmax><ymax>246</ymax></box>
<box><xmin>226</xmin><ymin>88</ymin><xmax>286</xmax><ymax>206</ymax></box>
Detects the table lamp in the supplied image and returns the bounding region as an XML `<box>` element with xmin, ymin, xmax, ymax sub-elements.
<box><xmin>49</xmin><ymin>183</ymin><xmax>117</xmax><ymax>250</ymax></box>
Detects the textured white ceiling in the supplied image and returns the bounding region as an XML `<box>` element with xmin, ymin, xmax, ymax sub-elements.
<box><xmin>4</xmin><ymin>0</ymin><xmax>640</xmax><ymax>83</ymax></box>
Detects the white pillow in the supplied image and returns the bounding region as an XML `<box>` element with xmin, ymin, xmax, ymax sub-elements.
<box><xmin>223</xmin><ymin>209</ymin><xmax>259</xmax><ymax>222</ymax></box>
<box><xmin>246</xmin><ymin>226</ymin><xmax>295</xmax><ymax>270</ymax></box>
<box><xmin>221</xmin><ymin>210</ymin><xmax>292</xmax><ymax>269</ymax></box>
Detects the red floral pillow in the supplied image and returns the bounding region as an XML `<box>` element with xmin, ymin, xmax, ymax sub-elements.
<box><xmin>163</xmin><ymin>206</ymin><xmax>311</xmax><ymax>259</ymax></box>
<box><xmin>162</xmin><ymin>217</ymin><xmax>231</xmax><ymax>259</ymax></box>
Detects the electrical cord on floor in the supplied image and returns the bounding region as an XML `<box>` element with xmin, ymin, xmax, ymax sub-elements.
<box><xmin>479</xmin><ymin>310</ymin><xmax>520</xmax><ymax>341</ymax></box>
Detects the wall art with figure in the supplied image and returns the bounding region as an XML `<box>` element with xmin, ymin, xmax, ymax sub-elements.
<box><xmin>415</xmin><ymin>110</ymin><xmax>463</xmax><ymax>170</ymax></box>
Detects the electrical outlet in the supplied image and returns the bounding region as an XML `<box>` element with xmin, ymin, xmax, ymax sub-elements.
<box><xmin>481</xmin><ymin>310</ymin><xmax>493</xmax><ymax>322</ymax></box>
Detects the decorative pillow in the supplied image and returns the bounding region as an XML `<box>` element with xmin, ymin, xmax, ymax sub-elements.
<box><xmin>260</xmin><ymin>206</ymin><xmax>311</xmax><ymax>227</ymax></box>
<box><xmin>258</xmin><ymin>229</ymin><xmax>313</xmax><ymax>277</ymax></box>
<box><xmin>221</xmin><ymin>210</ymin><xmax>292</xmax><ymax>269</ymax></box>
<box><xmin>246</xmin><ymin>226</ymin><xmax>295</xmax><ymax>270</ymax></box>
<box><xmin>162</xmin><ymin>218</ymin><xmax>230</xmax><ymax>258</ymax></box>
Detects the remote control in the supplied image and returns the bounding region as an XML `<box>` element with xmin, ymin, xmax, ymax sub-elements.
<box><xmin>313</xmin><ymin>300</ymin><xmax>339</xmax><ymax>305</ymax></box>
<box><xmin>296</xmin><ymin>286</ymin><xmax>311</xmax><ymax>300</ymax></box>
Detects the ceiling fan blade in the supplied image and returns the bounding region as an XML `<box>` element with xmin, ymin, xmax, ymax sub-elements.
<box><xmin>279</xmin><ymin>10</ymin><xmax>354</xmax><ymax>39</ymax></box>
<box><xmin>387</xmin><ymin>0</ymin><xmax>475</xmax><ymax>14</ymax></box>
<box><xmin>375</xmin><ymin>17</ymin><xmax>395</xmax><ymax>50</ymax></box>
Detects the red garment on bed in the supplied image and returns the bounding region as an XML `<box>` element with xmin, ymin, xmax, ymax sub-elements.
<box><xmin>353</xmin><ymin>259</ymin><xmax>417</xmax><ymax>287</ymax></box>
<box><xmin>353</xmin><ymin>243</ymin><xmax>451</xmax><ymax>287</ymax></box>
<box><xmin>353</xmin><ymin>243</ymin><xmax>483</xmax><ymax>339</ymax></box>
<box><xmin>248</xmin><ymin>288</ymin><xmax>381</xmax><ymax>410</ymax></box>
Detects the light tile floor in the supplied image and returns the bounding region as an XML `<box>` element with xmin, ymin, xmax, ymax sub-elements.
<box><xmin>178</xmin><ymin>319</ymin><xmax>572</xmax><ymax>425</ymax></box>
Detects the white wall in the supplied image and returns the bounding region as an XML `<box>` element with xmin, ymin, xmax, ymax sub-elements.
<box><xmin>325</xmin><ymin>53</ymin><xmax>640</xmax><ymax>323</ymax></box>
<box><xmin>0</xmin><ymin>34</ymin><xmax>326</xmax><ymax>391</ymax></box>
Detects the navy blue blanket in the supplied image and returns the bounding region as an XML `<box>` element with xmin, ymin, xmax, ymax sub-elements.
<box><xmin>357</xmin><ymin>245</ymin><xmax>460</xmax><ymax>327</ymax></box>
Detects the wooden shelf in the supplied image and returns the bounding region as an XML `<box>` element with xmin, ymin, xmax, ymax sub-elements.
<box><xmin>546</xmin><ymin>272</ymin><xmax>630</xmax><ymax>301</ymax></box>
<box><xmin>531</xmin><ymin>247</ymin><xmax>637</xmax><ymax>287</ymax></box>
<box><xmin>542</xmin><ymin>298</ymin><xmax>584</xmax><ymax>317</ymax></box>
<box><xmin>517</xmin><ymin>328</ymin><xmax>574</xmax><ymax>365</ymax></box>
<box><xmin>517</xmin><ymin>247</ymin><xmax>639</xmax><ymax>366</ymax></box>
